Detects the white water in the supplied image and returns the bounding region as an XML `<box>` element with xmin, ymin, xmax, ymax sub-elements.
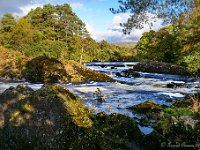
<box><xmin>0</xmin><ymin>62</ymin><xmax>200</xmax><ymax>118</ymax></box>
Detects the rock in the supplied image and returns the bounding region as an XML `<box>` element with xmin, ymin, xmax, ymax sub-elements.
<box><xmin>67</xmin><ymin>61</ymin><xmax>115</xmax><ymax>83</ymax></box>
<box><xmin>165</xmin><ymin>99</ymin><xmax>173</xmax><ymax>103</ymax></box>
<box><xmin>132</xmin><ymin>60</ymin><xmax>189</xmax><ymax>76</ymax></box>
<box><xmin>111</xmin><ymin>66</ymin><xmax>117</xmax><ymax>69</ymax></box>
<box><xmin>116</xmin><ymin>69</ymin><xmax>140</xmax><ymax>78</ymax></box>
<box><xmin>0</xmin><ymin>84</ymin><xmax>93</xmax><ymax>149</ymax></box>
<box><xmin>172</xmin><ymin>93</ymin><xmax>200</xmax><ymax>109</ymax></box>
<box><xmin>129</xmin><ymin>100</ymin><xmax>163</xmax><ymax>115</ymax></box>
<box><xmin>23</xmin><ymin>56</ymin><xmax>71</xmax><ymax>83</ymax></box>
<box><xmin>166</xmin><ymin>81</ymin><xmax>185</xmax><ymax>88</ymax></box>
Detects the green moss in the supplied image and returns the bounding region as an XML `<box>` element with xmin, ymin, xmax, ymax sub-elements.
<box><xmin>63</xmin><ymin>60</ymin><xmax>115</xmax><ymax>83</ymax></box>
<box><xmin>161</xmin><ymin>108</ymin><xmax>193</xmax><ymax>118</ymax></box>
<box><xmin>129</xmin><ymin>100</ymin><xmax>163</xmax><ymax>114</ymax></box>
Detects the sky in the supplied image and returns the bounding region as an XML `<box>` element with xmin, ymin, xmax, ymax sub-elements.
<box><xmin>0</xmin><ymin>0</ymin><xmax>163</xmax><ymax>43</ymax></box>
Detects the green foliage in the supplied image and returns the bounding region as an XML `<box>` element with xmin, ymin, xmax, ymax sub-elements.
<box><xmin>183</xmin><ymin>53</ymin><xmax>200</xmax><ymax>76</ymax></box>
<box><xmin>137</xmin><ymin>28</ymin><xmax>181</xmax><ymax>63</ymax></box>
<box><xmin>111</xmin><ymin>0</ymin><xmax>195</xmax><ymax>33</ymax></box>
<box><xmin>0</xmin><ymin>3</ymin><xmax>133</xmax><ymax>62</ymax></box>
<box><xmin>161</xmin><ymin>108</ymin><xmax>193</xmax><ymax>118</ymax></box>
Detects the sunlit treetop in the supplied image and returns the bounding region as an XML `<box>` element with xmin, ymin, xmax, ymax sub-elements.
<box><xmin>110</xmin><ymin>0</ymin><xmax>198</xmax><ymax>34</ymax></box>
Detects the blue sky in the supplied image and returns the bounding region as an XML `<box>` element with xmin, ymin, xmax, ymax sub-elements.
<box><xmin>0</xmin><ymin>0</ymin><xmax>163</xmax><ymax>42</ymax></box>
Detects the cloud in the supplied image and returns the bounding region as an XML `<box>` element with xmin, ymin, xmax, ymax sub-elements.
<box><xmin>0</xmin><ymin>0</ymin><xmax>34</xmax><ymax>16</ymax></box>
<box><xmin>0</xmin><ymin>0</ymin><xmax>85</xmax><ymax>17</ymax></box>
<box><xmin>70</xmin><ymin>2</ymin><xmax>84</xmax><ymax>10</ymax></box>
<box><xmin>14</xmin><ymin>3</ymin><xmax>43</xmax><ymax>17</ymax></box>
<box><xmin>87</xmin><ymin>13</ymin><xmax>163</xmax><ymax>43</ymax></box>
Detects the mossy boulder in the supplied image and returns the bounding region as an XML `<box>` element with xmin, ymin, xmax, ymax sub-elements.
<box><xmin>0</xmin><ymin>84</ymin><xmax>93</xmax><ymax>149</ymax></box>
<box><xmin>23</xmin><ymin>56</ymin><xmax>71</xmax><ymax>83</ymax></box>
<box><xmin>132</xmin><ymin>60</ymin><xmax>189</xmax><ymax>76</ymax></box>
<box><xmin>62</xmin><ymin>60</ymin><xmax>115</xmax><ymax>83</ymax></box>
<box><xmin>129</xmin><ymin>100</ymin><xmax>163</xmax><ymax>115</ymax></box>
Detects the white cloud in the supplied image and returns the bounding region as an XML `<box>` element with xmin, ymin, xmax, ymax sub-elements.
<box><xmin>87</xmin><ymin>13</ymin><xmax>163</xmax><ymax>43</ymax></box>
<box><xmin>70</xmin><ymin>2</ymin><xmax>83</xmax><ymax>10</ymax></box>
<box><xmin>14</xmin><ymin>3</ymin><xmax>42</xmax><ymax>17</ymax></box>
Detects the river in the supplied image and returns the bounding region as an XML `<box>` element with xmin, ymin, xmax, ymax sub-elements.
<box><xmin>0</xmin><ymin>62</ymin><xmax>200</xmax><ymax>118</ymax></box>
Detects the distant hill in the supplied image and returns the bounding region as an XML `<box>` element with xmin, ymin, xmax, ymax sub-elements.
<box><xmin>111</xmin><ymin>42</ymin><xmax>137</xmax><ymax>49</ymax></box>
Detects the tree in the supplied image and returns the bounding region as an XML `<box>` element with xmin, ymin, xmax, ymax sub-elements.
<box><xmin>0</xmin><ymin>13</ymin><xmax>16</xmax><ymax>32</ymax></box>
<box><xmin>10</xmin><ymin>18</ymin><xmax>34</xmax><ymax>51</ymax></box>
<box><xmin>0</xmin><ymin>13</ymin><xmax>16</xmax><ymax>46</ymax></box>
<box><xmin>111</xmin><ymin>0</ymin><xmax>196</xmax><ymax>34</ymax></box>
<box><xmin>137</xmin><ymin>27</ymin><xmax>181</xmax><ymax>63</ymax></box>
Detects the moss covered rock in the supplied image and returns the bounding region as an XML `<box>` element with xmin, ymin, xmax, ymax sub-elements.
<box><xmin>23</xmin><ymin>56</ymin><xmax>71</xmax><ymax>83</ymax></box>
<box><xmin>0</xmin><ymin>84</ymin><xmax>93</xmax><ymax>149</ymax></box>
<box><xmin>129</xmin><ymin>100</ymin><xmax>163</xmax><ymax>115</ymax></box>
<box><xmin>62</xmin><ymin>60</ymin><xmax>115</xmax><ymax>83</ymax></box>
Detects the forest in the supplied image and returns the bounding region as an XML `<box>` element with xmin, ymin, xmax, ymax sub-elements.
<box><xmin>0</xmin><ymin>4</ymin><xmax>134</xmax><ymax>62</ymax></box>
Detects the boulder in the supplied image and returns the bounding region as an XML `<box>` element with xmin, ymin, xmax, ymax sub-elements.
<box><xmin>129</xmin><ymin>100</ymin><xmax>163</xmax><ymax>115</ymax></box>
<box><xmin>0</xmin><ymin>84</ymin><xmax>93</xmax><ymax>149</ymax></box>
<box><xmin>132</xmin><ymin>60</ymin><xmax>189</xmax><ymax>76</ymax></box>
<box><xmin>116</xmin><ymin>69</ymin><xmax>140</xmax><ymax>78</ymax></box>
<box><xmin>172</xmin><ymin>93</ymin><xmax>200</xmax><ymax>109</ymax></box>
<box><xmin>23</xmin><ymin>56</ymin><xmax>71</xmax><ymax>83</ymax></box>
<box><xmin>166</xmin><ymin>81</ymin><xmax>185</xmax><ymax>88</ymax></box>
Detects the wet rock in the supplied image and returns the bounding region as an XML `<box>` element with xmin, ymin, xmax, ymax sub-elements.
<box><xmin>166</xmin><ymin>81</ymin><xmax>185</xmax><ymax>88</ymax></box>
<box><xmin>111</xmin><ymin>66</ymin><xmax>117</xmax><ymax>69</ymax></box>
<box><xmin>132</xmin><ymin>60</ymin><xmax>189</xmax><ymax>76</ymax></box>
<box><xmin>116</xmin><ymin>69</ymin><xmax>140</xmax><ymax>78</ymax></box>
<box><xmin>23</xmin><ymin>56</ymin><xmax>71</xmax><ymax>83</ymax></box>
<box><xmin>165</xmin><ymin>99</ymin><xmax>173</xmax><ymax>103</ymax></box>
<box><xmin>129</xmin><ymin>100</ymin><xmax>163</xmax><ymax>114</ymax></box>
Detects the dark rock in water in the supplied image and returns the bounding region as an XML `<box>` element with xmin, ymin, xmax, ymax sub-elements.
<box><xmin>116</xmin><ymin>69</ymin><xmax>140</xmax><ymax>78</ymax></box>
<box><xmin>166</xmin><ymin>82</ymin><xmax>185</xmax><ymax>88</ymax></box>
<box><xmin>101</xmin><ymin>65</ymin><xmax>106</xmax><ymax>68</ymax></box>
<box><xmin>111</xmin><ymin>66</ymin><xmax>117</xmax><ymax>69</ymax></box>
<box><xmin>132</xmin><ymin>60</ymin><xmax>189</xmax><ymax>76</ymax></box>
<box><xmin>23</xmin><ymin>56</ymin><xmax>71</xmax><ymax>83</ymax></box>
<box><xmin>165</xmin><ymin>99</ymin><xmax>173</xmax><ymax>103</ymax></box>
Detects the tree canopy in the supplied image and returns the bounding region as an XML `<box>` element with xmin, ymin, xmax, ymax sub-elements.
<box><xmin>0</xmin><ymin>4</ymin><xmax>134</xmax><ymax>62</ymax></box>
<box><xmin>111</xmin><ymin>0</ymin><xmax>197</xmax><ymax>34</ymax></box>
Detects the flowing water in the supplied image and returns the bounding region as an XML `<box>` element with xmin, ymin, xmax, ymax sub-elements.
<box><xmin>1</xmin><ymin>62</ymin><xmax>200</xmax><ymax>134</ymax></box>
